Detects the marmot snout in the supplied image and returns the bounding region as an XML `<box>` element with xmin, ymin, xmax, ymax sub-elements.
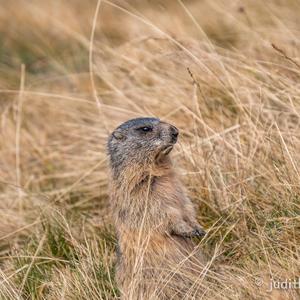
<box><xmin>107</xmin><ymin>117</ymin><xmax>207</xmax><ymax>300</ymax></box>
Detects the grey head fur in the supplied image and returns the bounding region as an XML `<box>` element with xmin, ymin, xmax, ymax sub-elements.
<box><xmin>107</xmin><ymin>117</ymin><xmax>178</xmax><ymax>178</ymax></box>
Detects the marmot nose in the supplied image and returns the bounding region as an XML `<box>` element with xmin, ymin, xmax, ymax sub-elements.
<box><xmin>170</xmin><ymin>125</ymin><xmax>179</xmax><ymax>141</ymax></box>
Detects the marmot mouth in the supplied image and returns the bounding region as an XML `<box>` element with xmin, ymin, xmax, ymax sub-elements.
<box><xmin>161</xmin><ymin>145</ymin><xmax>173</xmax><ymax>155</ymax></box>
<box><xmin>155</xmin><ymin>145</ymin><xmax>174</xmax><ymax>162</ymax></box>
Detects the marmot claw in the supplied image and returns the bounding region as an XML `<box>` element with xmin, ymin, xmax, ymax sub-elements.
<box><xmin>191</xmin><ymin>228</ymin><xmax>206</xmax><ymax>238</ymax></box>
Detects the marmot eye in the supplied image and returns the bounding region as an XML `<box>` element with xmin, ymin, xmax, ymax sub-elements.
<box><xmin>137</xmin><ymin>126</ymin><xmax>152</xmax><ymax>132</ymax></box>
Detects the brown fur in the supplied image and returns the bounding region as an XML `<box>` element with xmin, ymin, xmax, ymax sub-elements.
<box><xmin>107</xmin><ymin>118</ymin><xmax>206</xmax><ymax>299</ymax></box>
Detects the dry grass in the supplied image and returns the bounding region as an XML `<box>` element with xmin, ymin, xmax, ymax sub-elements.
<box><xmin>1</xmin><ymin>0</ymin><xmax>300</xmax><ymax>299</ymax></box>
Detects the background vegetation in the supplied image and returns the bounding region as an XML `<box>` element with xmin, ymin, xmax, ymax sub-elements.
<box><xmin>1</xmin><ymin>0</ymin><xmax>300</xmax><ymax>299</ymax></box>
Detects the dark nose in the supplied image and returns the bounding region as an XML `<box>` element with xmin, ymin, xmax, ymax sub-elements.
<box><xmin>170</xmin><ymin>125</ymin><xmax>179</xmax><ymax>141</ymax></box>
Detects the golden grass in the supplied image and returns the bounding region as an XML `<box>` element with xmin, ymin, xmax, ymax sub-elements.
<box><xmin>1</xmin><ymin>0</ymin><xmax>300</xmax><ymax>299</ymax></box>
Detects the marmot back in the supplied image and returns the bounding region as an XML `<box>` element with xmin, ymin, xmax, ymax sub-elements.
<box><xmin>107</xmin><ymin>117</ymin><xmax>207</xmax><ymax>300</ymax></box>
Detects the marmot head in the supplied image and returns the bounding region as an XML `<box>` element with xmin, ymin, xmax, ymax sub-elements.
<box><xmin>107</xmin><ymin>117</ymin><xmax>179</xmax><ymax>173</ymax></box>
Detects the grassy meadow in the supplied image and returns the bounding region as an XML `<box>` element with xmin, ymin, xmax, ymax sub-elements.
<box><xmin>1</xmin><ymin>0</ymin><xmax>300</xmax><ymax>299</ymax></box>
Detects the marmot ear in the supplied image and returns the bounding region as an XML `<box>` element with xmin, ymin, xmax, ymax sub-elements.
<box><xmin>113</xmin><ymin>130</ymin><xmax>125</xmax><ymax>140</ymax></box>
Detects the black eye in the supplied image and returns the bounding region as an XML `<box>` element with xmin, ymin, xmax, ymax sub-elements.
<box><xmin>137</xmin><ymin>126</ymin><xmax>152</xmax><ymax>132</ymax></box>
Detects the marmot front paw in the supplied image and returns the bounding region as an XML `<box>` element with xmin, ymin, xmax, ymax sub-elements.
<box><xmin>181</xmin><ymin>228</ymin><xmax>206</xmax><ymax>238</ymax></box>
<box><xmin>171</xmin><ymin>222</ymin><xmax>206</xmax><ymax>239</ymax></box>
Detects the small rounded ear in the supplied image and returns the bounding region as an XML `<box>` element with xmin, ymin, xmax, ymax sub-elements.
<box><xmin>112</xmin><ymin>130</ymin><xmax>125</xmax><ymax>140</ymax></box>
